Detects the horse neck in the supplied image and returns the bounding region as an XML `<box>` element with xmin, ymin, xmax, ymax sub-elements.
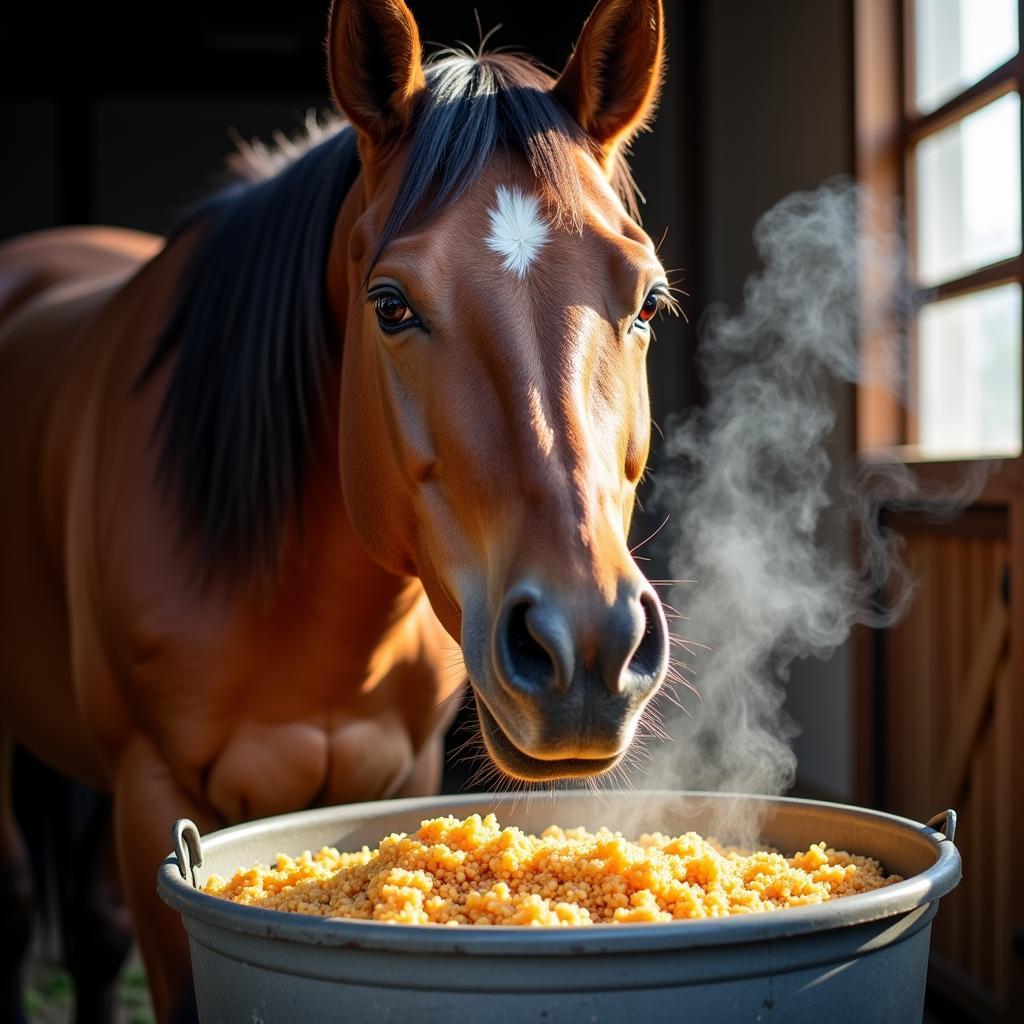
<box><xmin>270</xmin><ymin>426</ymin><xmax>427</xmax><ymax>663</ymax></box>
<box><xmin>269</xmin><ymin>175</ymin><xmax>427</xmax><ymax>655</ymax></box>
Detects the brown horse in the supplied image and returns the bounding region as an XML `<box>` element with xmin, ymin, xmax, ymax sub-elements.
<box><xmin>0</xmin><ymin>0</ymin><xmax>670</xmax><ymax>1018</ymax></box>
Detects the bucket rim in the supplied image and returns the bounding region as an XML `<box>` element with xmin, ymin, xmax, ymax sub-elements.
<box><xmin>157</xmin><ymin>790</ymin><xmax>961</xmax><ymax>955</ymax></box>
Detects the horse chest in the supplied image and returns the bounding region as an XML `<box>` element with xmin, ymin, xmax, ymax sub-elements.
<box><xmin>195</xmin><ymin>617</ymin><xmax>458</xmax><ymax>823</ymax></box>
<box><xmin>202</xmin><ymin>710</ymin><xmax>418</xmax><ymax>824</ymax></box>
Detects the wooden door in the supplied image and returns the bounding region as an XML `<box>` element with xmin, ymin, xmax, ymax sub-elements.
<box><xmin>858</xmin><ymin>494</ymin><xmax>1024</xmax><ymax>1020</ymax></box>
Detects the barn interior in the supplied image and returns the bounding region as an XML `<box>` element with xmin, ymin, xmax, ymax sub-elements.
<box><xmin>1</xmin><ymin>1</ymin><xmax>1021</xmax><ymax>1019</ymax></box>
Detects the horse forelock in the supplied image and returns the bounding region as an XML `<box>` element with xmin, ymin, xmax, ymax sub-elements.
<box><xmin>368</xmin><ymin>50</ymin><xmax>639</xmax><ymax>275</ymax></box>
<box><xmin>141</xmin><ymin>46</ymin><xmax>640</xmax><ymax>586</ymax></box>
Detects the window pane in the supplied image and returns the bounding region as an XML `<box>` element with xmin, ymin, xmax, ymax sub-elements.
<box><xmin>917</xmin><ymin>284</ymin><xmax>1022</xmax><ymax>457</ymax></box>
<box><xmin>915</xmin><ymin>92</ymin><xmax>1021</xmax><ymax>286</ymax></box>
<box><xmin>915</xmin><ymin>0</ymin><xmax>1018</xmax><ymax>113</ymax></box>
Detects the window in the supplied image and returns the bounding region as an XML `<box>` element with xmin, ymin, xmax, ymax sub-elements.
<box><xmin>856</xmin><ymin>0</ymin><xmax>1023</xmax><ymax>460</ymax></box>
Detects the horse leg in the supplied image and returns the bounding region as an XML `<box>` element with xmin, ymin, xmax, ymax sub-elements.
<box><xmin>112</xmin><ymin>735</ymin><xmax>217</xmax><ymax>1024</ymax></box>
<box><xmin>64</xmin><ymin>789</ymin><xmax>134</xmax><ymax>1024</ymax></box>
<box><xmin>0</xmin><ymin>736</ymin><xmax>34</xmax><ymax>1024</ymax></box>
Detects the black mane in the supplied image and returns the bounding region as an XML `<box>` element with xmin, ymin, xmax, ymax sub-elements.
<box><xmin>142</xmin><ymin>51</ymin><xmax>637</xmax><ymax>583</ymax></box>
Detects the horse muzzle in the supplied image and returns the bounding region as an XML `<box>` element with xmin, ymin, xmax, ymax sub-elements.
<box><xmin>466</xmin><ymin>577</ymin><xmax>669</xmax><ymax>780</ymax></box>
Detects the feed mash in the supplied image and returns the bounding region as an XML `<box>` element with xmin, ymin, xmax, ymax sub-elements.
<box><xmin>204</xmin><ymin>813</ymin><xmax>901</xmax><ymax>926</ymax></box>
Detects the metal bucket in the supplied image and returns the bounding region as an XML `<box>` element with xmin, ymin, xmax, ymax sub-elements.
<box><xmin>158</xmin><ymin>791</ymin><xmax>960</xmax><ymax>1023</ymax></box>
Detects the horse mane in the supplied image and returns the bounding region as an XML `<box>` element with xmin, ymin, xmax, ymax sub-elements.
<box><xmin>141</xmin><ymin>50</ymin><xmax>639</xmax><ymax>584</ymax></box>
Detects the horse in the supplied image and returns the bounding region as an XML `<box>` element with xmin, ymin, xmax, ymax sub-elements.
<box><xmin>0</xmin><ymin>0</ymin><xmax>671</xmax><ymax>1019</ymax></box>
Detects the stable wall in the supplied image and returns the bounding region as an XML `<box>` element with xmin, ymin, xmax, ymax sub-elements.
<box><xmin>700</xmin><ymin>0</ymin><xmax>856</xmax><ymax>799</ymax></box>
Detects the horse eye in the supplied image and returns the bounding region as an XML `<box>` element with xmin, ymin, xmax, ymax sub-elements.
<box><xmin>637</xmin><ymin>292</ymin><xmax>660</xmax><ymax>324</ymax></box>
<box><xmin>374</xmin><ymin>292</ymin><xmax>410</xmax><ymax>325</ymax></box>
<box><xmin>370</xmin><ymin>289</ymin><xmax>419</xmax><ymax>334</ymax></box>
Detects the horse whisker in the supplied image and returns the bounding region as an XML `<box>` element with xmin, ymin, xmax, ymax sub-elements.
<box><xmin>630</xmin><ymin>514</ymin><xmax>670</xmax><ymax>555</ymax></box>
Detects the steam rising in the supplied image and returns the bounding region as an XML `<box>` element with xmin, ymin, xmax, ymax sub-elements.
<box><xmin>646</xmin><ymin>179</ymin><xmax>980</xmax><ymax>831</ymax></box>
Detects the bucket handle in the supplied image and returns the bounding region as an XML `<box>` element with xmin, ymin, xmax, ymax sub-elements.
<box><xmin>172</xmin><ymin>818</ymin><xmax>204</xmax><ymax>890</ymax></box>
<box><xmin>926</xmin><ymin>809</ymin><xmax>957</xmax><ymax>844</ymax></box>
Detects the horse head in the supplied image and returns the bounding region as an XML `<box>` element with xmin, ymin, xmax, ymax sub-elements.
<box><xmin>328</xmin><ymin>0</ymin><xmax>671</xmax><ymax>781</ymax></box>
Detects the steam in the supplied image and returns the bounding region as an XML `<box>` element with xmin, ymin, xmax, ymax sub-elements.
<box><xmin>644</xmin><ymin>179</ymin><xmax>980</xmax><ymax>835</ymax></box>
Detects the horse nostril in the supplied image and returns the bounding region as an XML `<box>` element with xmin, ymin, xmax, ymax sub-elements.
<box><xmin>624</xmin><ymin>589</ymin><xmax>668</xmax><ymax>684</ymax></box>
<box><xmin>496</xmin><ymin>596</ymin><xmax>574</xmax><ymax>695</ymax></box>
<box><xmin>507</xmin><ymin>602</ymin><xmax>553</xmax><ymax>681</ymax></box>
<box><xmin>596</xmin><ymin>587</ymin><xmax>668</xmax><ymax>695</ymax></box>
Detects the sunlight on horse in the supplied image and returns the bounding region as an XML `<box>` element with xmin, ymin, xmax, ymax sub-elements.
<box><xmin>0</xmin><ymin>1</ymin><xmax>669</xmax><ymax>1019</ymax></box>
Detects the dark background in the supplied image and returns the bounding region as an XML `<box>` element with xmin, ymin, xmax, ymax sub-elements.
<box><xmin>0</xmin><ymin>0</ymin><xmax>701</xmax><ymax>421</ymax></box>
<box><xmin>0</xmin><ymin>0</ymin><xmax>856</xmax><ymax>797</ymax></box>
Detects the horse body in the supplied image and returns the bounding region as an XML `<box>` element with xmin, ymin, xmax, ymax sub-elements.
<box><xmin>1</xmin><ymin>2</ymin><xmax>670</xmax><ymax>1019</ymax></box>
<box><xmin>1</xmin><ymin>222</ymin><xmax>457</xmax><ymax>794</ymax></box>
<box><xmin>0</xmin><ymin>216</ymin><xmax>462</xmax><ymax>1018</ymax></box>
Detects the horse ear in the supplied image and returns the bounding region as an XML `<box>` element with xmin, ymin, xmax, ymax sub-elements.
<box><xmin>554</xmin><ymin>0</ymin><xmax>664</xmax><ymax>166</ymax></box>
<box><xmin>327</xmin><ymin>0</ymin><xmax>426</xmax><ymax>149</ymax></box>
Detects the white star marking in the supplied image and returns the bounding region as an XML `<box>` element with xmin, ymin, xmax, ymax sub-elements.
<box><xmin>485</xmin><ymin>185</ymin><xmax>551</xmax><ymax>278</ymax></box>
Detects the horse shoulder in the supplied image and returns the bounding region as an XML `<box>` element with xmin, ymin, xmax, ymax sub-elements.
<box><xmin>0</xmin><ymin>234</ymin><xmax>160</xmax><ymax>787</ymax></box>
<box><xmin>49</xmin><ymin>234</ymin><xmax>243</xmax><ymax>790</ymax></box>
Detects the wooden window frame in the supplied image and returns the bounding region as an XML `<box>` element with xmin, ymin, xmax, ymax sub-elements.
<box><xmin>855</xmin><ymin>0</ymin><xmax>1024</xmax><ymax>502</ymax></box>
<box><xmin>853</xmin><ymin>0</ymin><xmax>1024</xmax><ymax>825</ymax></box>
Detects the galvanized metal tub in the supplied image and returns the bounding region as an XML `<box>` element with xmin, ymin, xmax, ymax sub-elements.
<box><xmin>157</xmin><ymin>791</ymin><xmax>960</xmax><ymax>1023</ymax></box>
